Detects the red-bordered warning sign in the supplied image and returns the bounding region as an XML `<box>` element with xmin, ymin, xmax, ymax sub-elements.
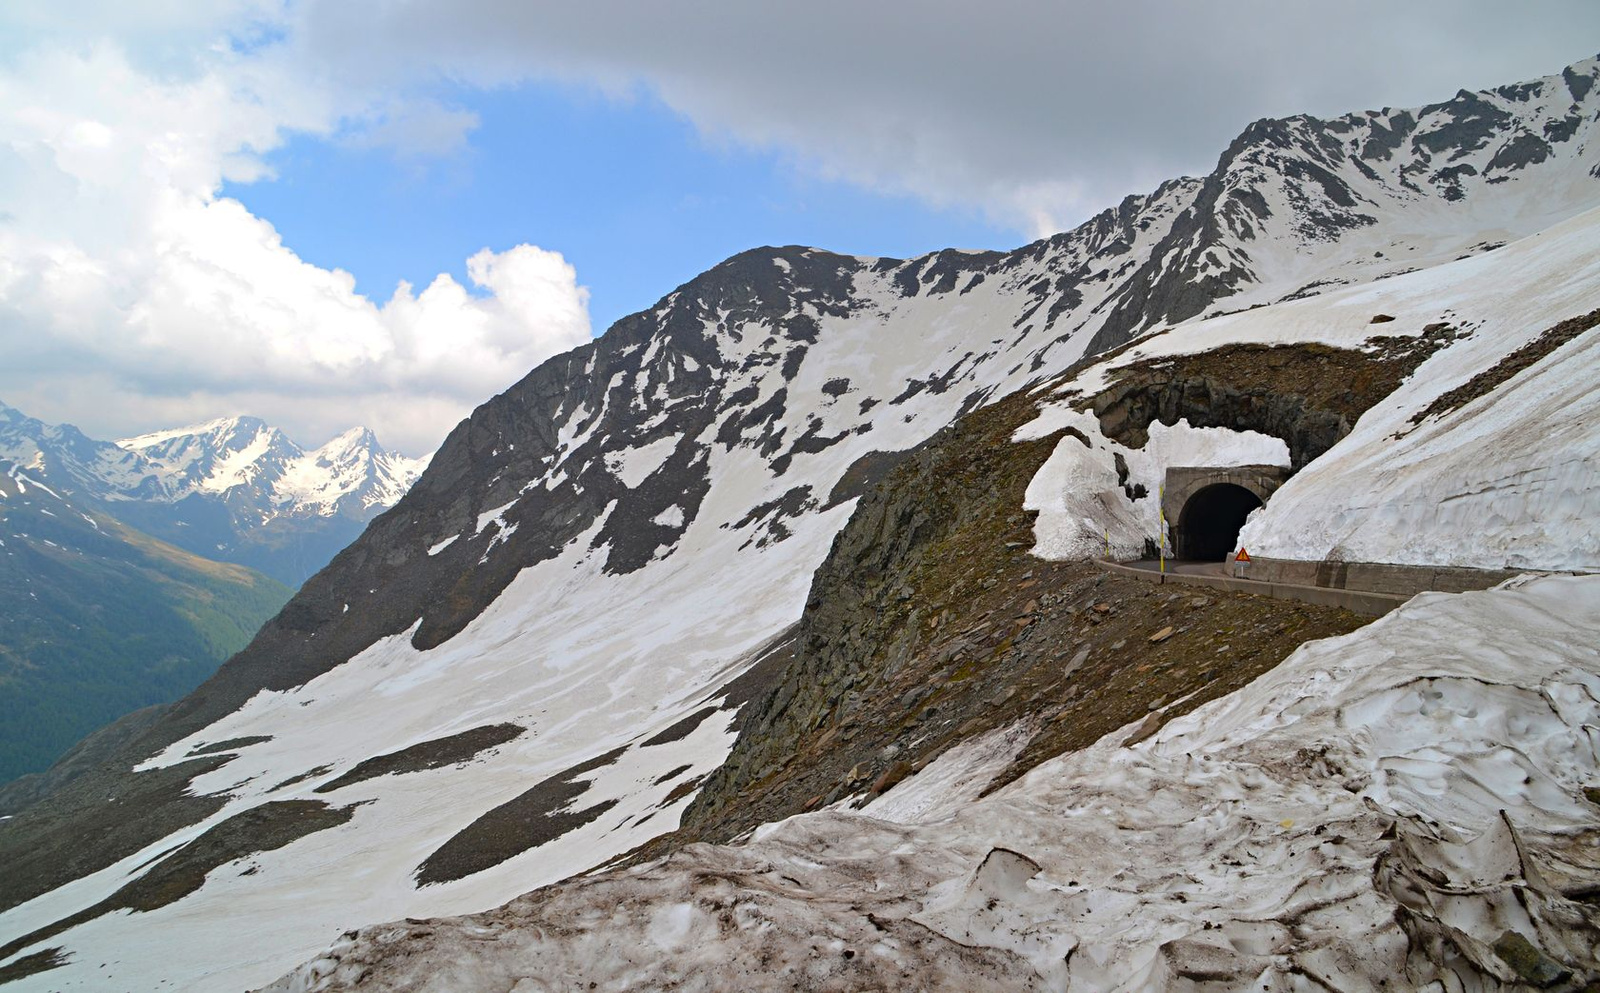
<box><xmin>1235</xmin><ymin>547</ymin><xmax>1251</xmax><ymax>563</ymax></box>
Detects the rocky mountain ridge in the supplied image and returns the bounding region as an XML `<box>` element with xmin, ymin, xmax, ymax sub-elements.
<box><xmin>1</xmin><ymin>56</ymin><xmax>1598</xmax><ymax>992</ymax></box>
<box><xmin>152</xmin><ymin>53</ymin><xmax>1600</xmax><ymax>681</ymax></box>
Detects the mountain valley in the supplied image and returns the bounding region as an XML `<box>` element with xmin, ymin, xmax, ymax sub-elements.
<box><xmin>0</xmin><ymin>405</ymin><xmax>430</xmax><ymax>588</ymax></box>
<box><xmin>0</xmin><ymin>409</ymin><xmax>429</xmax><ymax>785</ymax></box>
<box><xmin>0</xmin><ymin>461</ymin><xmax>290</xmax><ymax>788</ymax></box>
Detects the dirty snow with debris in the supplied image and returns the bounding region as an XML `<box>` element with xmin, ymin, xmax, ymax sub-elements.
<box><xmin>269</xmin><ymin>574</ymin><xmax>1600</xmax><ymax>991</ymax></box>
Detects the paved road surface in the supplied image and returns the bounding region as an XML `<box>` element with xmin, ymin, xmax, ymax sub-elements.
<box><xmin>1105</xmin><ymin>556</ymin><xmax>1407</xmax><ymax>616</ymax></box>
<box><xmin>1123</xmin><ymin>559</ymin><xmax>1251</xmax><ymax>579</ymax></box>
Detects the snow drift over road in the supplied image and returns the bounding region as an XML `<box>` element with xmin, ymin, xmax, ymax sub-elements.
<box><xmin>270</xmin><ymin>573</ymin><xmax>1600</xmax><ymax>992</ymax></box>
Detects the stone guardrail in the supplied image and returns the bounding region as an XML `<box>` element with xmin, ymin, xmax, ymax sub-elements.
<box><xmin>1095</xmin><ymin>559</ymin><xmax>1412</xmax><ymax>617</ymax></box>
<box><xmin>1240</xmin><ymin>556</ymin><xmax>1531</xmax><ymax>595</ymax></box>
<box><xmin>1097</xmin><ymin>556</ymin><xmax>1592</xmax><ymax>617</ymax></box>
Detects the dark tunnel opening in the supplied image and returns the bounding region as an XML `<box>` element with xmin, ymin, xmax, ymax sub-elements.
<box><xmin>1175</xmin><ymin>483</ymin><xmax>1264</xmax><ymax>561</ymax></box>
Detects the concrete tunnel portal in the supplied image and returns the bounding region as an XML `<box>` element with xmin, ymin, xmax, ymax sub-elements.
<box><xmin>1175</xmin><ymin>484</ymin><xmax>1263</xmax><ymax>561</ymax></box>
<box><xmin>1161</xmin><ymin>465</ymin><xmax>1291</xmax><ymax>563</ymax></box>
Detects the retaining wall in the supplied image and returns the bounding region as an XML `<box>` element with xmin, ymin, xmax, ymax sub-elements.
<box><xmin>1243</xmin><ymin>556</ymin><xmax>1531</xmax><ymax>595</ymax></box>
<box><xmin>1096</xmin><ymin>559</ymin><xmax>1408</xmax><ymax>617</ymax></box>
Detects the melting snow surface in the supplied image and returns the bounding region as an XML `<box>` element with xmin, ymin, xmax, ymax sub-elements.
<box><xmin>269</xmin><ymin>575</ymin><xmax>1600</xmax><ymax>991</ymax></box>
<box><xmin>604</xmin><ymin>436</ymin><xmax>680</xmax><ymax>488</ymax></box>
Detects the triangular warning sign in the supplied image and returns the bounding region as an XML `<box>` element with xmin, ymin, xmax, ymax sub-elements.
<box><xmin>1235</xmin><ymin>547</ymin><xmax>1251</xmax><ymax>562</ymax></box>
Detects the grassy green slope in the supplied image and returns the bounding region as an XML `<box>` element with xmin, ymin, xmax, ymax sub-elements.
<box><xmin>0</xmin><ymin>465</ymin><xmax>291</xmax><ymax>783</ymax></box>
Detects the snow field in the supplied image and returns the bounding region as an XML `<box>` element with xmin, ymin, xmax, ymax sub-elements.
<box><xmin>1023</xmin><ymin>206</ymin><xmax>1600</xmax><ymax>573</ymax></box>
<box><xmin>268</xmin><ymin>574</ymin><xmax>1600</xmax><ymax>991</ymax></box>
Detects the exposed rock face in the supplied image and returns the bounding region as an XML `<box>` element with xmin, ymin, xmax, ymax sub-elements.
<box><xmin>678</xmin><ymin>383</ymin><xmax>1366</xmax><ymax>847</ymax></box>
<box><xmin>1084</xmin><ymin>336</ymin><xmax>1450</xmax><ymax>469</ymax></box>
<box><xmin>1091</xmin><ymin>372</ymin><xmax>1352</xmax><ymax>471</ymax></box>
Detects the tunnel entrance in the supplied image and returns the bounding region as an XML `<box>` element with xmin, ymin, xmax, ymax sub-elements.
<box><xmin>1174</xmin><ymin>483</ymin><xmax>1263</xmax><ymax>561</ymax></box>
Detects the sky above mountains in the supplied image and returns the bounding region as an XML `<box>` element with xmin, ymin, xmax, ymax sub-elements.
<box><xmin>0</xmin><ymin>1</ymin><xmax>1595</xmax><ymax>455</ymax></box>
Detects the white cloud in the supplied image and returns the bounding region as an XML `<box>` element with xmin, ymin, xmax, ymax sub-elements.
<box><xmin>0</xmin><ymin>18</ymin><xmax>588</xmax><ymax>455</ymax></box>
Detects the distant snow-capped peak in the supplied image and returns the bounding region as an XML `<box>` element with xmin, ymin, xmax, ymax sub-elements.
<box><xmin>0</xmin><ymin>400</ymin><xmax>433</xmax><ymax>582</ymax></box>
<box><xmin>118</xmin><ymin>417</ymin><xmax>430</xmax><ymax>519</ymax></box>
<box><xmin>275</xmin><ymin>427</ymin><xmax>433</xmax><ymax>516</ymax></box>
<box><xmin>119</xmin><ymin>416</ymin><xmax>302</xmax><ymax>497</ymax></box>
<box><xmin>0</xmin><ymin>398</ymin><xmax>164</xmax><ymax>499</ymax></box>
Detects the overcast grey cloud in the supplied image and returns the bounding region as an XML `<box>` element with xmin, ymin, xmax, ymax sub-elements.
<box><xmin>293</xmin><ymin>0</ymin><xmax>1600</xmax><ymax>234</ymax></box>
<box><xmin>0</xmin><ymin>1</ymin><xmax>1594</xmax><ymax>454</ymax></box>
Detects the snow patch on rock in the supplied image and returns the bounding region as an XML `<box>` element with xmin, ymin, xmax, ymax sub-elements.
<box><xmin>604</xmin><ymin>436</ymin><xmax>679</xmax><ymax>488</ymax></box>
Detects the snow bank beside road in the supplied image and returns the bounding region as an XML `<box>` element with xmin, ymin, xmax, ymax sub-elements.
<box><xmin>1233</xmin><ymin>208</ymin><xmax>1600</xmax><ymax>572</ymax></box>
<box><xmin>1020</xmin><ymin>408</ymin><xmax>1287</xmax><ymax>562</ymax></box>
<box><xmin>1020</xmin><ymin>207</ymin><xmax>1600</xmax><ymax>576</ymax></box>
<box><xmin>270</xmin><ymin>574</ymin><xmax>1600</xmax><ymax>992</ymax></box>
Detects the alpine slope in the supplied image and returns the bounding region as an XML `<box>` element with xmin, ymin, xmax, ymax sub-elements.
<box><xmin>274</xmin><ymin>573</ymin><xmax>1600</xmax><ymax>992</ymax></box>
<box><xmin>2</xmin><ymin>57</ymin><xmax>1599</xmax><ymax>992</ymax></box>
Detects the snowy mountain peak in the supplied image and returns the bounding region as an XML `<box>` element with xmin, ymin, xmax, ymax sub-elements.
<box><xmin>120</xmin><ymin>416</ymin><xmax>302</xmax><ymax>498</ymax></box>
<box><xmin>277</xmin><ymin>427</ymin><xmax>432</xmax><ymax>517</ymax></box>
<box><xmin>118</xmin><ymin>413</ymin><xmax>272</xmax><ymax>450</ymax></box>
<box><xmin>0</xmin><ymin>401</ymin><xmax>163</xmax><ymax>501</ymax></box>
<box><xmin>0</xmin><ymin>403</ymin><xmax>431</xmax><ymax>584</ymax></box>
<box><xmin>115</xmin><ymin>416</ymin><xmax>429</xmax><ymax>522</ymax></box>
<box><xmin>320</xmin><ymin>425</ymin><xmax>381</xmax><ymax>454</ymax></box>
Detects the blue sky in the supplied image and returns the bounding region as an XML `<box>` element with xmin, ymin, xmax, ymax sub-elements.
<box><xmin>227</xmin><ymin>84</ymin><xmax>1014</xmax><ymax>335</ymax></box>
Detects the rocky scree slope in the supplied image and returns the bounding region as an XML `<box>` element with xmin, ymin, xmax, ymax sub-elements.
<box><xmin>3</xmin><ymin>58</ymin><xmax>1600</xmax><ymax>992</ymax></box>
